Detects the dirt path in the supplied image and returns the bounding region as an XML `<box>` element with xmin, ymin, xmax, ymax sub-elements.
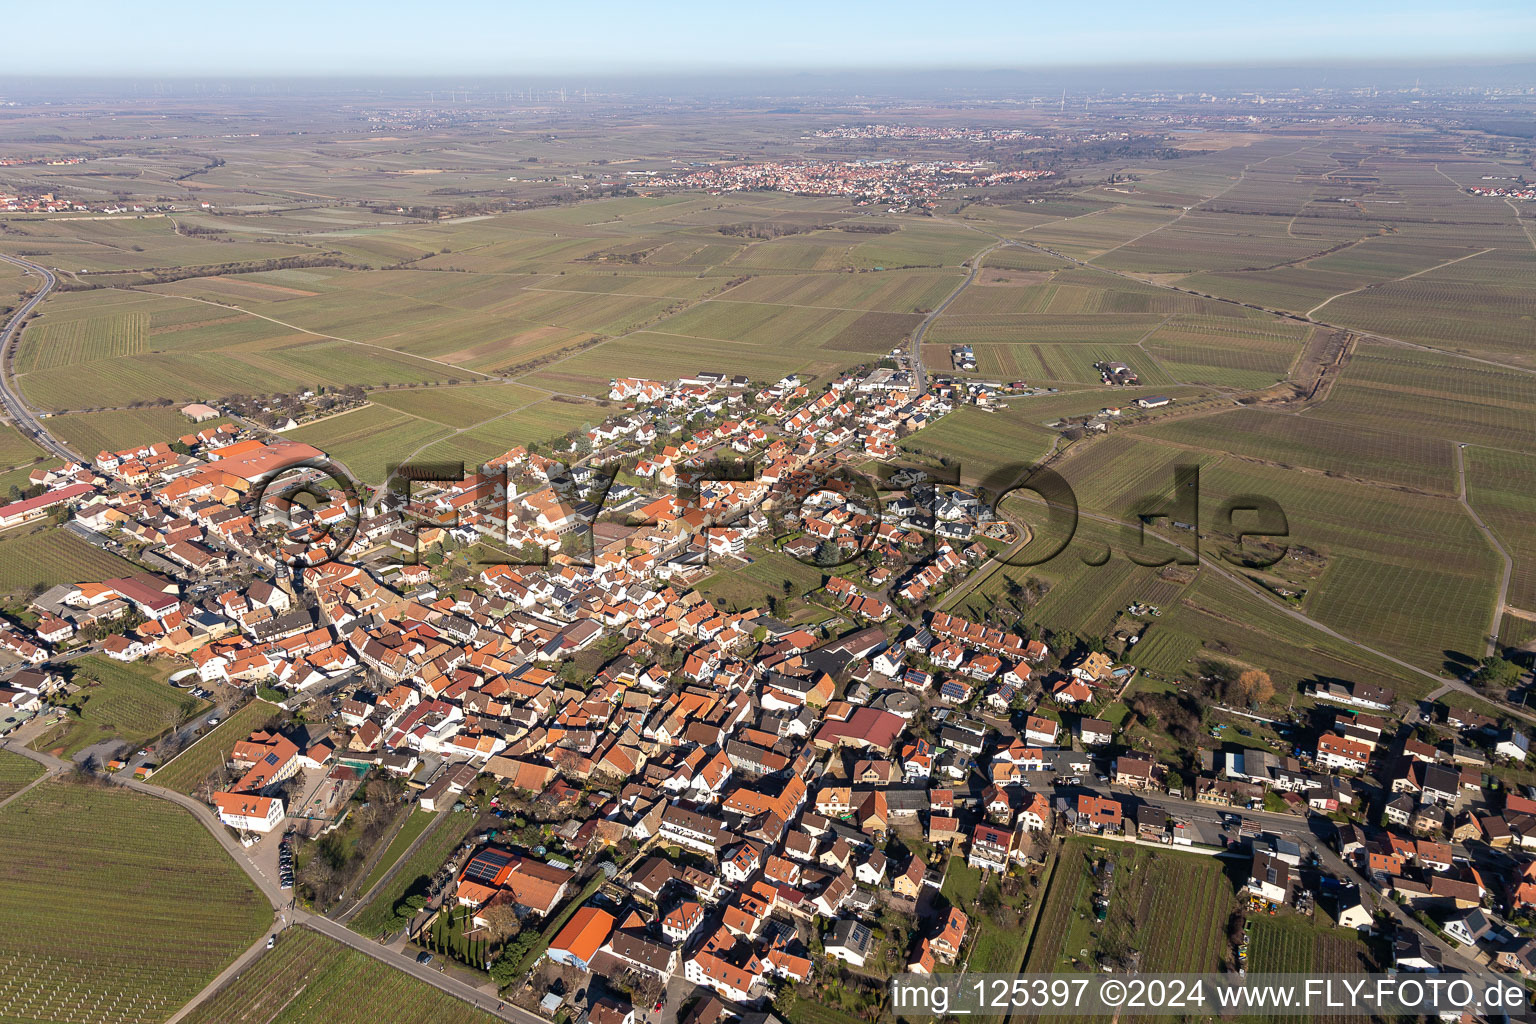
<box><xmin>1455</xmin><ymin>443</ymin><xmax>1514</xmax><ymax>656</ymax></box>
<box><xmin>1306</xmin><ymin>247</ymin><xmax>1493</xmax><ymax>318</ymax></box>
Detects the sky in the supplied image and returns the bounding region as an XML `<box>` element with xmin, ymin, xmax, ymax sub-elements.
<box><xmin>10</xmin><ymin>0</ymin><xmax>1536</xmax><ymax>77</ymax></box>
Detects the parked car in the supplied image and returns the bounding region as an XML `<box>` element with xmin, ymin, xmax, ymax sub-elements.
<box><xmin>416</xmin><ymin>952</ymin><xmax>433</xmax><ymax>965</ymax></box>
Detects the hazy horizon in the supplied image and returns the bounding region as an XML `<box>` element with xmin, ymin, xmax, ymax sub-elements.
<box><xmin>8</xmin><ymin>0</ymin><xmax>1534</xmax><ymax>79</ymax></box>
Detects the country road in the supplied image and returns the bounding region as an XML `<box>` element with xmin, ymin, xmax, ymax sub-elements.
<box><xmin>0</xmin><ymin>253</ymin><xmax>78</xmax><ymax>462</ymax></box>
<box><xmin>908</xmin><ymin>240</ymin><xmax>1007</xmax><ymax>394</ymax></box>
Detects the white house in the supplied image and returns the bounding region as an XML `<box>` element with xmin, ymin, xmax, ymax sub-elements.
<box><xmin>1247</xmin><ymin>851</ymin><xmax>1289</xmax><ymax>904</ymax></box>
<box><xmin>1497</xmin><ymin>730</ymin><xmax>1530</xmax><ymax>762</ymax></box>
<box><xmin>212</xmin><ymin>793</ymin><xmax>284</xmax><ymax>833</ymax></box>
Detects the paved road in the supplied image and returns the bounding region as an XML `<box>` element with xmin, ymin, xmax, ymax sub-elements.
<box><xmin>0</xmin><ymin>253</ymin><xmax>77</xmax><ymax>462</ymax></box>
<box><xmin>0</xmin><ymin>739</ymin><xmax>67</xmax><ymax>810</ymax></box>
<box><xmin>907</xmin><ymin>241</ymin><xmax>1006</xmax><ymax>395</ymax></box>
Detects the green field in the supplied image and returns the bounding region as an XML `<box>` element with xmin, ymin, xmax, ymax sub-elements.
<box><xmin>696</xmin><ymin>546</ymin><xmax>827</xmax><ymax>612</ymax></box>
<box><xmin>178</xmin><ymin>925</ymin><xmax>501</xmax><ymax>1024</ymax></box>
<box><xmin>356</xmin><ymin>808</ymin><xmax>437</xmax><ymax>897</ymax></box>
<box><xmin>148</xmin><ymin>698</ymin><xmax>282</xmax><ymax>795</ymax></box>
<box><xmin>1464</xmin><ymin>446</ymin><xmax>1536</xmax><ymax>613</ymax></box>
<box><xmin>1242</xmin><ymin>915</ymin><xmax>1375</xmax><ymax>1024</ymax></box>
<box><xmin>34</xmin><ymin>655</ymin><xmax>206</xmax><ymax>759</ymax></box>
<box><xmin>1311</xmin><ymin>343</ymin><xmax>1536</xmax><ymax>452</ymax></box>
<box><xmin>0</xmin><ymin>779</ymin><xmax>271</xmax><ymax>1024</ymax></box>
<box><xmin>411</xmin><ymin>398</ymin><xmax>603</xmax><ymax>469</ymax></box>
<box><xmin>899</xmin><ymin>404</ymin><xmax>1061</xmax><ymax>485</ymax></box>
<box><xmin>0</xmin><ymin>527</ymin><xmax>139</xmax><ymax>598</ymax></box>
<box><xmin>0</xmin><ymin>422</ymin><xmax>47</xmax><ymax>473</ymax></box>
<box><xmin>1150</xmin><ymin>572</ymin><xmax>1438</xmax><ymax>701</ymax></box>
<box><xmin>350</xmin><ymin>809</ymin><xmax>475</xmax><ymax>938</ymax></box>
<box><xmin>40</xmin><ymin>406</ymin><xmax>217</xmax><ymax>455</ymax></box>
<box><xmin>940</xmin><ymin>855</ymin><xmax>1033</xmax><ymax>976</ymax></box>
<box><xmin>367</xmin><ymin>382</ymin><xmax>551</xmax><ymax>428</ymax></box>
<box><xmin>1134</xmin><ymin>407</ymin><xmax>1456</xmax><ymax>493</ymax></box>
<box><xmin>286</xmin><ymin>404</ymin><xmax>453</xmax><ymax>486</ymax></box>
<box><xmin>778</xmin><ymin>997</ymin><xmax>869</xmax><ymax>1024</ymax></box>
<box><xmin>0</xmin><ymin>749</ymin><xmax>44</xmax><ymax>802</ymax></box>
<box><xmin>1125</xmin><ymin>627</ymin><xmax>1202</xmax><ymax>675</ymax></box>
<box><xmin>1023</xmin><ymin>838</ymin><xmax>1235</xmax><ymax>977</ymax></box>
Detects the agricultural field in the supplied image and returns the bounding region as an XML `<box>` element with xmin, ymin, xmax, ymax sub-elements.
<box><xmin>17</xmin><ymin>312</ymin><xmax>450</xmax><ymax>413</ymax></box>
<box><xmin>950</xmin><ymin>518</ymin><xmax>1193</xmax><ymax>642</ymax></box>
<box><xmin>1139</xmin><ymin>317</ymin><xmax>1306</xmax><ymax>389</ymax></box>
<box><xmin>147</xmin><ymin>698</ymin><xmax>282</xmax><ymax>795</ymax></box>
<box><xmin>1029</xmin><ymin>430</ymin><xmax>1499</xmax><ymax>677</ymax></box>
<box><xmin>366</xmin><ymin>382</ymin><xmax>551</xmax><ymax>429</ymax></box>
<box><xmin>349</xmin><ymin>809</ymin><xmax>476</xmax><ymax>938</ymax></box>
<box><xmin>32</xmin><ymin>655</ymin><xmax>206</xmax><ymax>759</ymax></box>
<box><xmin>1125</xmin><ymin>627</ymin><xmax>1202</xmax><ymax>675</ymax></box>
<box><xmin>1307</xmin><ymin>555</ymin><xmax>1493</xmax><ymax>673</ymax></box>
<box><xmin>1023</xmin><ymin>838</ymin><xmax>1235</xmax><ymax>979</ymax></box>
<box><xmin>925</xmin><ymin>311</ymin><xmax>1167</xmax><ymax>348</ymax></box>
<box><xmin>1318</xmin><ymin>249</ymin><xmax>1536</xmax><ymax>366</ymax></box>
<box><xmin>1242</xmin><ymin>914</ymin><xmax>1375</xmax><ymax>1024</ymax></box>
<box><xmin>40</xmin><ymin>406</ymin><xmax>223</xmax><ymax>456</ymax></box>
<box><xmin>1310</xmin><ymin>343</ymin><xmax>1536</xmax><ymax>453</ymax></box>
<box><xmin>1197</xmin><ymin>460</ymin><xmax>1498</xmax><ymax>673</ymax></box>
<box><xmin>0</xmin><ymin>422</ymin><xmax>48</xmax><ymax>476</ymax></box>
<box><xmin>1149</xmin><ymin>572</ymin><xmax>1439</xmax><ymax>701</ymax></box>
<box><xmin>0</xmin><ymin>527</ymin><xmax>139</xmax><ymax>599</ymax></box>
<box><xmin>0</xmin><ymin>779</ymin><xmax>271</xmax><ymax>1024</ymax></box>
<box><xmin>177</xmin><ymin>925</ymin><xmax>501</xmax><ymax>1024</ymax></box>
<box><xmin>409</xmin><ymin>398</ymin><xmax>605</xmax><ymax>470</ymax></box>
<box><xmin>899</xmin><ymin>404</ymin><xmax>1059</xmax><ymax>485</ymax></box>
<box><xmin>0</xmin><ymin>256</ymin><xmax>31</xmax><ymax>310</ymax></box>
<box><xmin>14</xmin><ymin>310</ymin><xmax>148</xmax><ymax>373</ymax></box>
<box><xmin>0</xmin><ymin>214</ymin><xmax>316</xmax><ymax>272</ymax></box>
<box><xmin>717</xmin><ymin>269</ymin><xmax>962</xmax><ymax>313</ymax></box>
<box><xmin>520</xmin><ymin>329</ymin><xmax>841</xmax><ymax>395</ymax></box>
<box><xmin>1132</xmin><ymin>407</ymin><xmax>1457</xmax><ymax>494</ymax></box>
<box><xmin>1464</xmin><ymin>447</ymin><xmax>1536</xmax><ymax>614</ymax></box>
<box><xmin>696</xmin><ymin>546</ymin><xmax>828</xmax><ymax>614</ymax></box>
<box><xmin>0</xmin><ymin>748</ymin><xmax>44</xmax><ymax>802</ymax></box>
<box><xmin>286</xmin><ymin>404</ymin><xmax>453</xmax><ymax>486</ymax></box>
<box><xmin>651</xmin><ymin>297</ymin><xmax>916</xmax><ymax>356</ymax></box>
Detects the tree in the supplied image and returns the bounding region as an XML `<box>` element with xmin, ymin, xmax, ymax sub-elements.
<box><xmin>1226</xmin><ymin>669</ymin><xmax>1274</xmax><ymax>707</ymax></box>
<box><xmin>1471</xmin><ymin>656</ymin><xmax>1521</xmax><ymax>691</ymax></box>
<box><xmin>478</xmin><ymin>901</ymin><xmax>520</xmax><ymax>942</ymax></box>
<box><xmin>491</xmin><ymin>930</ymin><xmax>540</xmax><ymax>986</ymax></box>
<box><xmin>75</xmin><ymin>754</ymin><xmax>101</xmax><ymax>782</ymax></box>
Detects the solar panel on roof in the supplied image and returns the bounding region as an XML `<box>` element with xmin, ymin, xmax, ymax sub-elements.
<box><xmin>464</xmin><ymin>848</ymin><xmax>514</xmax><ymax>884</ymax></box>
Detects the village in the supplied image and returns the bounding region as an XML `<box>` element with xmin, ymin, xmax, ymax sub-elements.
<box><xmin>0</xmin><ymin>189</ymin><xmax>214</xmax><ymax>215</ymax></box>
<box><xmin>650</xmin><ymin>160</ymin><xmax>1054</xmax><ymax>208</ymax></box>
<box><xmin>2</xmin><ymin>356</ymin><xmax>1536</xmax><ymax>1024</ymax></box>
